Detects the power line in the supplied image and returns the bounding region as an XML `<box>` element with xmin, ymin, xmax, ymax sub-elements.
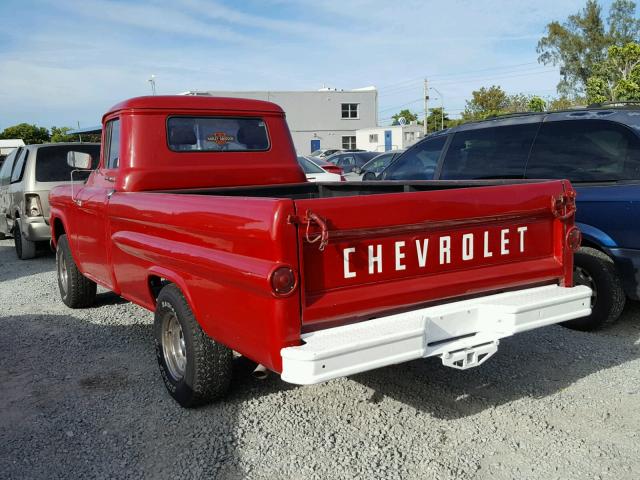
<box><xmin>377</xmin><ymin>61</ymin><xmax>544</xmax><ymax>93</ymax></box>
<box><xmin>378</xmin><ymin>64</ymin><xmax>555</xmax><ymax>97</ymax></box>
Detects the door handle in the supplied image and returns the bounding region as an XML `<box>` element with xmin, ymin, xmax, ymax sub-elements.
<box><xmin>105</xmin><ymin>175</ymin><xmax>115</xmax><ymax>183</ymax></box>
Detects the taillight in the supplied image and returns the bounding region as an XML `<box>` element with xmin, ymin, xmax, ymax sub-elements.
<box><xmin>340</xmin><ymin>175</ymin><xmax>346</xmax><ymax>182</ymax></box>
<box><xmin>566</xmin><ymin>227</ymin><xmax>582</xmax><ymax>252</ymax></box>
<box><xmin>270</xmin><ymin>266</ymin><xmax>297</xmax><ymax>297</ymax></box>
<box><xmin>25</xmin><ymin>194</ymin><xmax>43</xmax><ymax>217</ymax></box>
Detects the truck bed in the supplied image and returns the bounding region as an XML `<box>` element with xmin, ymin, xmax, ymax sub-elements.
<box><xmin>159</xmin><ymin>179</ymin><xmax>552</xmax><ymax>199</ymax></box>
<box><xmin>101</xmin><ymin>178</ymin><xmax>574</xmax><ymax>372</ymax></box>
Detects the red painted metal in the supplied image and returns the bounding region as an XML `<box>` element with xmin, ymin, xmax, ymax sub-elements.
<box><xmin>49</xmin><ymin>96</ymin><xmax>578</xmax><ymax>374</ymax></box>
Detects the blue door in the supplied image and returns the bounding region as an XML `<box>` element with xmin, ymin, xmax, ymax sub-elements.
<box><xmin>384</xmin><ymin>130</ymin><xmax>392</xmax><ymax>151</ymax></box>
<box><xmin>310</xmin><ymin>139</ymin><xmax>320</xmax><ymax>153</ymax></box>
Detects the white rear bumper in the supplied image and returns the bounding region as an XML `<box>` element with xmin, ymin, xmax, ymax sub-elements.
<box><xmin>280</xmin><ymin>285</ymin><xmax>591</xmax><ymax>385</ymax></box>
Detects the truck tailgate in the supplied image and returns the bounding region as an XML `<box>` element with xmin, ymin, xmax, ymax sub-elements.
<box><xmin>293</xmin><ymin>180</ymin><xmax>572</xmax><ymax>329</ymax></box>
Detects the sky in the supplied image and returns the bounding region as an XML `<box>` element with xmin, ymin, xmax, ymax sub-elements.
<box><xmin>0</xmin><ymin>0</ymin><xmax>621</xmax><ymax>130</ymax></box>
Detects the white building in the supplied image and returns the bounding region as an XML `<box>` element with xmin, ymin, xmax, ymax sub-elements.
<box><xmin>182</xmin><ymin>88</ymin><xmax>378</xmax><ymax>154</ymax></box>
<box><xmin>355</xmin><ymin>124</ymin><xmax>424</xmax><ymax>152</ymax></box>
<box><xmin>0</xmin><ymin>139</ymin><xmax>25</xmax><ymax>158</ymax></box>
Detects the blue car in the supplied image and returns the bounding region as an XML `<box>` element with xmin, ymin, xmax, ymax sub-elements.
<box><xmin>379</xmin><ymin>107</ymin><xmax>640</xmax><ymax>330</ymax></box>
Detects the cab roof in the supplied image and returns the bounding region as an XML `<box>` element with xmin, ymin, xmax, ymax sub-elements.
<box><xmin>105</xmin><ymin>95</ymin><xmax>285</xmax><ymax>118</ymax></box>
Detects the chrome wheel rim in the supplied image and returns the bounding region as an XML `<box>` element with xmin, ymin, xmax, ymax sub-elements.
<box><xmin>162</xmin><ymin>313</ymin><xmax>187</xmax><ymax>381</ymax></box>
<box><xmin>574</xmin><ymin>266</ymin><xmax>596</xmax><ymax>308</ymax></box>
<box><xmin>57</xmin><ymin>249</ymin><xmax>68</xmax><ymax>295</ymax></box>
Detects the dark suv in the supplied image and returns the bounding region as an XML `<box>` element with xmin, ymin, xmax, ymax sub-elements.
<box><xmin>379</xmin><ymin>108</ymin><xmax>640</xmax><ymax>330</ymax></box>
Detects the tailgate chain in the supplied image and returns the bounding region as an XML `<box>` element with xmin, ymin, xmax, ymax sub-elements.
<box><xmin>305</xmin><ymin>211</ymin><xmax>329</xmax><ymax>251</ymax></box>
<box><xmin>289</xmin><ymin>210</ymin><xmax>330</xmax><ymax>251</ymax></box>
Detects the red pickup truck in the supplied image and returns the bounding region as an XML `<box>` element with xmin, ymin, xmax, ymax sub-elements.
<box><xmin>50</xmin><ymin>96</ymin><xmax>591</xmax><ymax>408</ymax></box>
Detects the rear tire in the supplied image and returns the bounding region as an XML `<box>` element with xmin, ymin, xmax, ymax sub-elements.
<box><xmin>154</xmin><ymin>284</ymin><xmax>233</xmax><ymax>408</ymax></box>
<box><xmin>562</xmin><ymin>247</ymin><xmax>625</xmax><ymax>331</ymax></box>
<box><xmin>14</xmin><ymin>223</ymin><xmax>36</xmax><ymax>260</ymax></box>
<box><xmin>56</xmin><ymin>234</ymin><xmax>97</xmax><ymax>308</ymax></box>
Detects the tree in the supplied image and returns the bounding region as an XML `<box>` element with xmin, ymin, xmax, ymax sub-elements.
<box><xmin>426</xmin><ymin>107</ymin><xmax>450</xmax><ymax>131</ymax></box>
<box><xmin>537</xmin><ymin>0</ymin><xmax>640</xmax><ymax>96</ymax></box>
<box><xmin>461</xmin><ymin>85</ymin><xmax>509</xmax><ymax>121</ymax></box>
<box><xmin>50</xmin><ymin>126</ymin><xmax>78</xmax><ymax>143</ymax></box>
<box><xmin>528</xmin><ymin>96</ymin><xmax>547</xmax><ymax>112</ymax></box>
<box><xmin>547</xmin><ymin>95</ymin><xmax>586</xmax><ymax>110</ymax></box>
<box><xmin>0</xmin><ymin>123</ymin><xmax>50</xmax><ymax>144</ymax></box>
<box><xmin>391</xmin><ymin>109</ymin><xmax>419</xmax><ymax>125</ymax></box>
<box><xmin>587</xmin><ymin>42</ymin><xmax>640</xmax><ymax>103</ymax></box>
<box><xmin>505</xmin><ymin>93</ymin><xmax>534</xmax><ymax>113</ymax></box>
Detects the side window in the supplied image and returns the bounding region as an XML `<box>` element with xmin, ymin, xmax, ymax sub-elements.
<box><xmin>105</xmin><ymin>119</ymin><xmax>121</xmax><ymax>169</ymax></box>
<box><xmin>440</xmin><ymin>123</ymin><xmax>539</xmax><ymax>180</ymax></box>
<box><xmin>382</xmin><ymin>136</ymin><xmax>446</xmax><ymax>180</ymax></box>
<box><xmin>10</xmin><ymin>149</ymin><xmax>28</xmax><ymax>183</ymax></box>
<box><xmin>526</xmin><ymin>120</ymin><xmax>640</xmax><ymax>181</ymax></box>
<box><xmin>0</xmin><ymin>149</ymin><xmax>18</xmax><ymax>186</ymax></box>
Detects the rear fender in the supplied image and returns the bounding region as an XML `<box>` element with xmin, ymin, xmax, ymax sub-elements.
<box><xmin>576</xmin><ymin>222</ymin><xmax>617</xmax><ymax>249</ymax></box>
<box><xmin>146</xmin><ymin>266</ymin><xmax>199</xmax><ymax>319</ymax></box>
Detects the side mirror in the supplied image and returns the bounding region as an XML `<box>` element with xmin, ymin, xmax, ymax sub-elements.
<box><xmin>67</xmin><ymin>151</ymin><xmax>93</xmax><ymax>170</ymax></box>
<box><xmin>354</xmin><ymin>167</ymin><xmax>362</xmax><ymax>174</ymax></box>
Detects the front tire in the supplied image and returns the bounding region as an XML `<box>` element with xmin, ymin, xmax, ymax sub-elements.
<box><xmin>56</xmin><ymin>234</ymin><xmax>97</xmax><ymax>308</ymax></box>
<box><xmin>14</xmin><ymin>223</ymin><xmax>36</xmax><ymax>260</ymax></box>
<box><xmin>154</xmin><ymin>284</ymin><xmax>233</xmax><ymax>408</ymax></box>
<box><xmin>562</xmin><ymin>247</ymin><xmax>626</xmax><ymax>331</ymax></box>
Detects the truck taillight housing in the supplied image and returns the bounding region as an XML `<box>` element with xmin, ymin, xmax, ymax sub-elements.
<box><xmin>566</xmin><ymin>227</ymin><xmax>582</xmax><ymax>252</ymax></box>
<box><xmin>25</xmin><ymin>194</ymin><xmax>43</xmax><ymax>217</ymax></box>
<box><xmin>270</xmin><ymin>266</ymin><xmax>297</xmax><ymax>297</ymax></box>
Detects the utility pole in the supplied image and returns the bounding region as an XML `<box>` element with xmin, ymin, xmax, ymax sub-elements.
<box><xmin>429</xmin><ymin>86</ymin><xmax>445</xmax><ymax>131</ymax></box>
<box><xmin>423</xmin><ymin>78</ymin><xmax>429</xmax><ymax>135</ymax></box>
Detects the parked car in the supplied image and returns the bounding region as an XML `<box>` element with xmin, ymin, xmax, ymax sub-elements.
<box><xmin>0</xmin><ymin>142</ymin><xmax>100</xmax><ymax>258</ymax></box>
<box><xmin>325</xmin><ymin>151</ymin><xmax>379</xmax><ymax>174</ymax></box>
<box><xmin>309</xmin><ymin>148</ymin><xmax>342</xmax><ymax>158</ymax></box>
<box><xmin>297</xmin><ymin>156</ymin><xmax>342</xmax><ymax>182</ymax></box>
<box><xmin>304</xmin><ymin>156</ymin><xmax>344</xmax><ymax>176</ymax></box>
<box><xmin>49</xmin><ymin>95</ymin><xmax>590</xmax><ymax>408</ymax></box>
<box><xmin>379</xmin><ymin>107</ymin><xmax>640</xmax><ymax>330</ymax></box>
<box><xmin>355</xmin><ymin>150</ymin><xmax>405</xmax><ymax>180</ymax></box>
<box><xmin>310</xmin><ymin>148</ymin><xmax>366</xmax><ymax>159</ymax></box>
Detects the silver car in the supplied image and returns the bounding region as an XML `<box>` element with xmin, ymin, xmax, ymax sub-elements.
<box><xmin>0</xmin><ymin>142</ymin><xmax>100</xmax><ymax>259</ymax></box>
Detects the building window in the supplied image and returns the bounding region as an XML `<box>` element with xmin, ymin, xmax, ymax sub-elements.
<box><xmin>342</xmin><ymin>136</ymin><xmax>356</xmax><ymax>149</ymax></box>
<box><xmin>369</xmin><ymin>134</ymin><xmax>378</xmax><ymax>143</ymax></box>
<box><xmin>404</xmin><ymin>132</ymin><xmax>415</xmax><ymax>142</ymax></box>
<box><xmin>341</xmin><ymin>103</ymin><xmax>359</xmax><ymax>119</ymax></box>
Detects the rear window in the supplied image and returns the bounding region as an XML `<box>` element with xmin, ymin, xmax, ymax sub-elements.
<box><xmin>441</xmin><ymin>124</ymin><xmax>539</xmax><ymax>179</ymax></box>
<box><xmin>35</xmin><ymin>145</ymin><xmax>100</xmax><ymax>183</ymax></box>
<box><xmin>526</xmin><ymin>120</ymin><xmax>640</xmax><ymax>181</ymax></box>
<box><xmin>167</xmin><ymin>117</ymin><xmax>269</xmax><ymax>152</ymax></box>
<box><xmin>298</xmin><ymin>156</ymin><xmax>324</xmax><ymax>174</ymax></box>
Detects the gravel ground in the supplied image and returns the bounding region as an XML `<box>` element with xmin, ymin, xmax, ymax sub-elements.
<box><xmin>1</xmin><ymin>238</ymin><xmax>639</xmax><ymax>480</ymax></box>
